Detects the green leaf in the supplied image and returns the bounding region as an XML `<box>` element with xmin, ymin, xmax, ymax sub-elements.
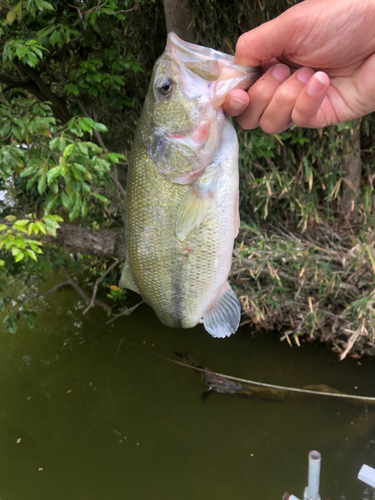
<box><xmin>41</xmin><ymin>1</ymin><xmax>54</xmax><ymax>10</ymax></box>
<box><xmin>47</xmin><ymin>166</ymin><xmax>62</xmax><ymax>184</ymax></box>
<box><xmin>81</xmin><ymin>182</ymin><xmax>91</xmax><ymax>194</ymax></box>
<box><xmin>0</xmin><ymin>122</ymin><xmax>11</xmax><ymax>137</ymax></box>
<box><xmin>20</xmin><ymin>166</ymin><xmax>37</xmax><ymax>178</ymax></box>
<box><xmin>63</xmin><ymin>143</ymin><xmax>75</xmax><ymax>159</ymax></box>
<box><xmin>14</xmin><ymin>219</ymin><xmax>30</xmax><ymax>227</ymax></box>
<box><xmin>38</xmin><ymin>174</ymin><xmax>46</xmax><ymax>194</ymax></box>
<box><xmin>71</xmin><ymin>165</ymin><xmax>83</xmax><ymax>181</ymax></box>
<box><xmin>61</xmin><ymin>190</ymin><xmax>70</xmax><ymax>209</ymax></box>
<box><xmin>15</xmin><ymin>251</ymin><xmax>25</xmax><ymax>263</ymax></box>
<box><xmin>92</xmin><ymin>122</ymin><xmax>108</xmax><ymax>132</ymax></box>
<box><xmin>69</xmin><ymin>203</ymin><xmax>81</xmax><ymax>221</ymax></box>
<box><xmin>25</xmin><ymin>52</ymin><xmax>39</xmax><ymax>67</ymax></box>
<box><xmin>25</xmin><ymin>0</ymin><xmax>36</xmax><ymax>16</ymax></box>
<box><xmin>11</xmin><ymin>124</ymin><xmax>22</xmax><ymax>141</ymax></box>
<box><xmin>35</xmin><ymin>221</ymin><xmax>46</xmax><ymax>235</ymax></box>
<box><xmin>77</xmin><ymin>143</ymin><xmax>88</xmax><ymax>156</ymax></box>
<box><xmin>49</xmin><ymin>137</ymin><xmax>60</xmax><ymax>150</ymax></box>
<box><xmin>50</xmin><ymin>29</ymin><xmax>60</xmax><ymax>46</ymax></box>
<box><xmin>92</xmin><ymin>193</ymin><xmax>110</xmax><ymax>204</ymax></box>
<box><xmin>81</xmin><ymin>199</ymin><xmax>88</xmax><ymax>217</ymax></box>
<box><xmin>13</xmin><ymin>1</ymin><xmax>22</xmax><ymax>14</ymax></box>
<box><xmin>35</xmin><ymin>0</ymin><xmax>46</xmax><ymax>11</ymax></box>
<box><xmin>26</xmin><ymin>249</ymin><xmax>37</xmax><ymax>261</ymax></box>
<box><xmin>50</xmin><ymin>182</ymin><xmax>59</xmax><ymax>194</ymax></box>
<box><xmin>6</xmin><ymin>10</ymin><xmax>16</xmax><ymax>25</ymax></box>
<box><xmin>44</xmin><ymin>194</ymin><xmax>58</xmax><ymax>214</ymax></box>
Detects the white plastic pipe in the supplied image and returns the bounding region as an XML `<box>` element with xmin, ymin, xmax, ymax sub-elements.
<box><xmin>306</xmin><ymin>450</ymin><xmax>321</xmax><ymax>500</ymax></box>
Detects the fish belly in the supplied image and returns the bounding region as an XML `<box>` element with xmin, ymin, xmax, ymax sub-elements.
<box><xmin>125</xmin><ymin>120</ymin><xmax>239</xmax><ymax>329</ymax></box>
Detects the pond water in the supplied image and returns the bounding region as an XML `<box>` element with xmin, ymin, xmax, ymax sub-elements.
<box><xmin>1</xmin><ymin>276</ymin><xmax>375</xmax><ymax>500</ymax></box>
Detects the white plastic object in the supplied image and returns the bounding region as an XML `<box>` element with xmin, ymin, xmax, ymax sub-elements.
<box><xmin>304</xmin><ymin>450</ymin><xmax>322</xmax><ymax>500</ymax></box>
<box><xmin>358</xmin><ymin>464</ymin><xmax>375</xmax><ymax>488</ymax></box>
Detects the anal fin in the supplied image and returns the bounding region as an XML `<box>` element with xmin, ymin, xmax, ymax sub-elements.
<box><xmin>119</xmin><ymin>262</ymin><xmax>140</xmax><ymax>294</ymax></box>
<box><xmin>176</xmin><ymin>179</ymin><xmax>214</xmax><ymax>241</ymax></box>
<box><xmin>203</xmin><ymin>282</ymin><xmax>241</xmax><ymax>338</ymax></box>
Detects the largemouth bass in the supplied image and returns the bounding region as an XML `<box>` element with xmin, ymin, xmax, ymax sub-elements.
<box><xmin>120</xmin><ymin>33</ymin><xmax>258</xmax><ymax>338</ymax></box>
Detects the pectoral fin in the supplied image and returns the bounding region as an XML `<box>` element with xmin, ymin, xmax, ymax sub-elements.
<box><xmin>119</xmin><ymin>262</ymin><xmax>140</xmax><ymax>294</ymax></box>
<box><xmin>203</xmin><ymin>282</ymin><xmax>241</xmax><ymax>338</ymax></box>
<box><xmin>176</xmin><ymin>180</ymin><xmax>214</xmax><ymax>240</ymax></box>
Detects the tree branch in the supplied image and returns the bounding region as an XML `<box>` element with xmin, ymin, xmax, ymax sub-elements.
<box><xmin>16</xmin><ymin>64</ymin><xmax>70</xmax><ymax>123</ymax></box>
<box><xmin>75</xmin><ymin>99</ymin><xmax>107</xmax><ymax>150</ymax></box>
<box><xmin>83</xmin><ymin>258</ymin><xmax>122</xmax><ymax>315</ymax></box>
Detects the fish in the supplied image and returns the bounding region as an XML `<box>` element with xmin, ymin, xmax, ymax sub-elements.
<box><xmin>120</xmin><ymin>33</ymin><xmax>259</xmax><ymax>338</ymax></box>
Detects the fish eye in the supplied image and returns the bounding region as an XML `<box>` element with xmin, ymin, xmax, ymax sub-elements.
<box><xmin>157</xmin><ymin>77</ymin><xmax>173</xmax><ymax>97</ymax></box>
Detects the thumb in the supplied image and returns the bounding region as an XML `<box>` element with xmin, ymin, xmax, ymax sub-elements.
<box><xmin>235</xmin><ymin>16</ymin><xmax>289</xmax><ymax>67</ymax></box>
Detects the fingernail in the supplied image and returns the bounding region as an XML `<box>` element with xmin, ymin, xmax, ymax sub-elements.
<box><xmin>307</xmin><ymin>72</ymin><xmax>328</xmax><ymax>96</ymax></box>
<box><xmin>272</xmin><ymin>64</ymin><xmax>290</xmax><ymax>82</ymax></box>
<box><xmin>297</xmin><ymin>67</ymin><xmax>314</xmax><ymax>84</ymax></box>
<box><xmin>230</xmin><ymin>97</ymin><xmax>247</xmax><ymax>111</ymax></box>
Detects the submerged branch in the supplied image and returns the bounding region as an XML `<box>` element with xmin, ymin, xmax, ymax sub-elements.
<box><xmin>156</xmin><ymin>352</ymin><xmax>375</xmax><ymax>403</ymax></box>
<box><xmin>106</xmin><ymin>300</ymin><xmax>144</xmax><ymax>324</ymax></box>
<box><xmin>37</xmin><ymin>268</ymin><xmax>109</xmax><ymax>310</ymax></box>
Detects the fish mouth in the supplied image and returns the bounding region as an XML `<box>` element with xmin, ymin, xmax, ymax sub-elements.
<box><xmin>167</xmin><ymin>32</ymin><xmax>237</xmax><ymax>67</ymax></box>
<box><xmin>166</xmin><ymin>32</ymin><xmax>260</xmax><ymax>88</ymax></box>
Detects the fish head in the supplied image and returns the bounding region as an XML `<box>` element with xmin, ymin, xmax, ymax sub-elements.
<box><xmin>142</xmin><ymin>32</ymin><xmax>259</xmax><ymax>185</ymax></box>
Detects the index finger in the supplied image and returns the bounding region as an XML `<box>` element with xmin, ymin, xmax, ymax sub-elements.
<box><xmin>235</xmin><ymin>18</ymin><xmax>288</xmax><ymax>67</ymax></box>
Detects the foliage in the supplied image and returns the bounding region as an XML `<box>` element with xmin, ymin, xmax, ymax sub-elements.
<box><xmin>0</xmin><ymin>0</ymin><xmax>147</xmax><ymax>331</ymax></box>
<box><xmin>1</xmin><ymin>0</ymin><xmax>375</xmax><ymax>357</ymax></box>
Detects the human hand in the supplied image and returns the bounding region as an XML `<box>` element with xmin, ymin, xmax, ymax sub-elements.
<box><xmin>224</xmin><ymin>0</ymin><xmax>375</xmax><ymax>133</ymax></box>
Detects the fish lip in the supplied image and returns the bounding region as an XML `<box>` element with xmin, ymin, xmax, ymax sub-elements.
<box><xmin>167</xmin><ymin>130</ymin><xmax>192</xmax><ymax>139</ymax></box>
<box><xmin>167</xmin><ymin>32</ymin><xmax>236</xmax><ymax>64</ymax></box>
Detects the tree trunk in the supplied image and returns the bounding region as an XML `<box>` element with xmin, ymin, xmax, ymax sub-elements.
<box><xmin>341</xmin><ymin>119</ymin><xmax>361</xmax><ymax>216</ymax></box>
<box><xmin>162</xmin><ymin>0</ymin><xmax>195</xmax><ymax>43</ymax></box>
<box><xmin>48</xmin><ymin>224</ymin><xmax>126</xmax><ymax>258</ymax></box>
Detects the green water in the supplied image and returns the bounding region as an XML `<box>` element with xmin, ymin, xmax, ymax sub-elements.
<box><xmin>1</xmin><ymin>278</ymin><xmax>375</xmax><ymax>500</ymax></box>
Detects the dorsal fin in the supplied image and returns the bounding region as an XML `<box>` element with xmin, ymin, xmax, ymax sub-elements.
<box><xmin>203</xmin><ymin>282</ymin><xmax>241</xmax><ymax>338</ymax></box>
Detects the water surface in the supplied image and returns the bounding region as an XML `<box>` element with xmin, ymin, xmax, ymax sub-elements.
<box><xmin>1</xmin><ymin>277</ymin><xmax>375</xmax><ymax>500</ymax></box>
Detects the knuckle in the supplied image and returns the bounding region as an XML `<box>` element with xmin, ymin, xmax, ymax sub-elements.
<box><xmin>237</xmin><ymin>114</ymin><xmax>258</xmax><ymax>130</ymax></box>
<box><xmin>235</xmin><ymin>32</ymin><xmax>251</xmax><ymax>54</ymax></box>
<box><xmin>250</xmin><ymin>82</ymin><xmax>276</xmax><ymax>106</ymax></box>
<box><xmin>291</xmin><ymin>114</ymin><xmax>311</xmax><ymax>128</ymax></box>
<box><xmin>274</xmin><ymin>85</ymin><xmax>297</xmax><ymax>107</ymax></box>
<box><xmin>260</xmin><ymin>112</ymin><xmax>290</xmax><ymax>134</ymax></box>
<box><xmin>260</xmin><ymin>118</ymin><xmax>278</xmax><ymax>135</ymax></box>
